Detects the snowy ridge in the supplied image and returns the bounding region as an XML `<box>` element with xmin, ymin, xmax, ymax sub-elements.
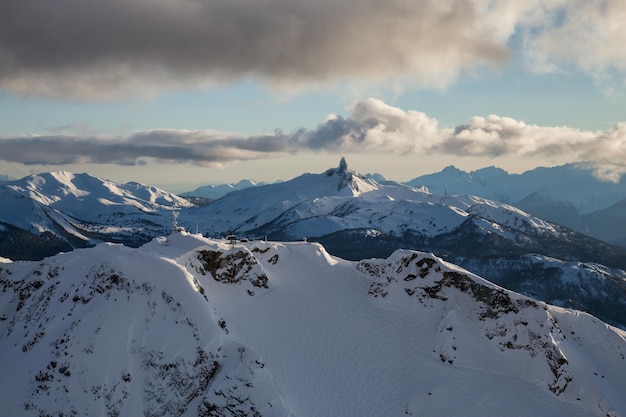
<box><xmin>185</xmin><ymin>157</ymin><xmax>382</xmax><ymax>233</ymax></box>
<box><xmin>185</xmin><ymin>159</ymin><xmax>560</xmax><ymax>242</ymax></box>
<box><xmin>406</xmin><ymin>163</ymin><xmax>626</xmax><ymax>247</ymax></box>
<box><xmin>6</xmin><ymin>171</ymin><xmax>193</xmax><ymax>217</ymax></box>
<box><xmin>0</xmin><ymin>171</ymin><xmax>194</xmax><ymax>257</ymax></box>
<box><xmin>406</xmin><ymin>162</ymin><xmax>626</xmax><ymax>214</ymax></box>
<box><xmin>1</xmin><ymin>232</ymin><xmax>625</xmax><ymax>416</ymax></box>
<box><xmin>179</xmin><ymin>159</ymin><xmax>626</xmax><ymax>333</ymax></box>
<box><xmin>0</xmin><ymin>161</ymin><xmax>567</xmax><ymax>254</ymax></box>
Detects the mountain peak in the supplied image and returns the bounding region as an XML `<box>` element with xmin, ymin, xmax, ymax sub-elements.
<box><xmin>472</xmin><ymin>165</ymin><xmax>508</xmax><ymax>178</ymax></box>
<box><xmin>441</xmin><ymin>165</ymin><xmax>463</xmax><ymax>174</ymax></box>
<box><xmin>324</xmin><ymin>157</ymin><xmax>359</xmax><ymax>191</ymax></box>
<box><xmin>338</xmin><ymin>156</ymin><xmax>348</xmax><ymax>175</ymax></box>
<box><xmin>324</xmin><ymin>157</ymin><xmax>349</xmax><ymax>175</ymax></box>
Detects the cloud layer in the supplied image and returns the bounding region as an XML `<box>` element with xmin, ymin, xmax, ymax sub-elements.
<box><xmin>2</xmin><ymin>0</ymin><xmax>624</xmax><ymax>99</ymax></box>
<box><xmin>0</xmin><ymin>0</ymin><xmax>506</xmax><ymax>99</ymax></box>
<box><xmin>2</xmin><ymin>99</ymin><xmax>626</xmax><ymax>180</ymax></box>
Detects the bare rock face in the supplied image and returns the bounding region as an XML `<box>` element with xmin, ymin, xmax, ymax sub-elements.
<box><xmin>197</xmin><ymin>249</ymin><xmax>269</xmax><ymax>290</ymax></box>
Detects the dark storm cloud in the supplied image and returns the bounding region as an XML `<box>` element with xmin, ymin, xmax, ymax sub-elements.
<box><xmin>0</xmin><ymin>0</ymin><xmax>508</xmax><ymax>99</ymax></box>
<box><xmin>2</xmin><ymin>0</ymin><xmax>625</xmax><ymax>99</ymax></box>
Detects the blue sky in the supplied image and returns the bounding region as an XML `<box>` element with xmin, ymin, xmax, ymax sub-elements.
<box><xmin>1</xmin><ymin>0</ymin><xmax>626</xmax><ymax>192</ymax></box>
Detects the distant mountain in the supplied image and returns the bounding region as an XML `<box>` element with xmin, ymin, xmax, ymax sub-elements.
<box><xmin>580</xmin><ymin>198</ymin><xmax>626</xmax><ymax>248</ymax></box>
<box><xmin>406</xmin><ymin>165</ymin><xmax>514</xmax><ymax>204</ymax></box>
<box><xmin>180</xmin><ymin>179</ymin><xmax>268</xmax><ymax>200</ymax></box>
<box><xmin>179</xmin><ymin>171</ymin><xmax>387</xmax><ymax>201</ymax></box>
<box><xmin>1</xmin><ymin>232</ymin><xmax>625</xmax><ymax>416</ymax></box>
<box><xmin>184</xmin><ymin>157</ymin><xmax>399</xmax><ymax>236</ymax></box>
<box><xmin>514</xmin><ymin>192</ymin><xmax>582</xmax><ymax>227</ymax></box>
<box><xmin>364</xmin><ymin>172</ymin><xmax>387</xmax><ymax>182</ymax></box>
<box><xmin>406</xmin><ymin>163</ymin><xmax>626</xmax><ymax>246</ymax></box>
<box><xmin>0</xmin><ymin>171</ymin><xmax>193</xmax><ymax>259</ymax></box>
<box><xmin>181</xmin><ymin>158</ymin><xmax>626</xmax><ymax>329</ymax></box>
<box><xmin>406</xmin><ymin>163</ymin><xmax>626</xmax><ymax>214</ymax></box>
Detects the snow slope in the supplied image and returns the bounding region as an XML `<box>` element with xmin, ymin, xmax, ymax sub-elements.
<box><xmin>5</xmin><ymin>171</ymin><xmax>193</xmax><ymax>219</ymax></box>
<box><xmin>184</xmin><ymin>158</ymin><xmax>380</xmax><ymax>234</ymax></box>
<box><xmin>1</xmin><ymin>232</ymin><xmax>625</xmax><ymax>417</ymax></box>
<box><xmin>180</xmin><ymin>160</ymin><xmax>626</xmax><ymax>330</ymax></box>
<box><xmin>0</xmin><ymin>171</ymin><xmax>194</xmax><ymax>257</ymax></box>
<box><xmin>184</xmin><ymin>159</ymin><xmax>558</xmax><ymax>243</ymax></box>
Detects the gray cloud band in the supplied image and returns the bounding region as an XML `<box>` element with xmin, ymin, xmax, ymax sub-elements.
<box><xmin>2</xmin><ymin>0</ymin><xmax>625</xmax><ymax>99</ymax></box>
<box><xmin>0</xmin><ymin>0</ymin><xmax>508</xmax><ymax>99</ymax></box>
<box><xmin>2</xmin><ymin>99</ymin><xmax>626</xmax><ymax>179</ymax></box>
<box><xmin>0</xmin><ymin>132</ymin><xmax>294</xmax><ymax>166</ymax></box>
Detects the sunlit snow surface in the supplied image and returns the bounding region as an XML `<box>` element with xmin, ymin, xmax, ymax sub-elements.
<box><xmin>184</xmin><ymin>167</ymin><xmax>560</xmax><ymax>243</ymax></box>
<box><xmin>1</xmin><ymin>232</ymin><xmax>625</xmax><ymax>416</ymax></box>
<box><xmin>0</xmin><ymin>171</ymin><xmax>193</xmax><ymax>249</ymax></box>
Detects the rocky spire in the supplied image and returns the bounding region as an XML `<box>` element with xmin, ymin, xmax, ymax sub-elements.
<box><xmin>336</xmin><ymin>157</ymin><xmax>354</xmax><ymax>191</ymax></box>
<box><xmin>338</xmin><ymin>157</ymin><xmax>348</xmax><ymax>175</ymax></box>
<box><xmin>323</xmin><ymin>157</ymin><xmax>356</xmax><ymax>191</ymax></box>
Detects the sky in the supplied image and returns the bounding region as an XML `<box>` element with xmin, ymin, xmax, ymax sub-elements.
<box><xmin>1</xmin><ymin>0</ymin><xmax>626</xmax><ymax>192</ymax></box>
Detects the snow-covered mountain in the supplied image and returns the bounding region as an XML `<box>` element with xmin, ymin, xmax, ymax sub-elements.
<box><xmin>180</xmin><ymin>159</ymin><xmax>626</xmax><ymax>329</ymax></box>
<box><xmin>1</xmin><ymin>232</ymin><xmax>625</xmax><ymax>416</ymax></box>
<box><xmin>183</xmin><ymin>157</ymin><xmax>387</xmax><ymax>235</ymax></box>
<box><xmin>180</xmin><ymin>179</ymin><xmax>268</xmax><ymax>201</ymax></box>
<box><xmin>0</xmin><ymin>171</ymin><xmax>193</xmax><ymax>260</ymax></box>
<box><xmin>406</xmin><ymin>163</ymin><xmax>626</xmax><ymax>247</ymax></box>
<box><xmin>513</xmin><ymin>193</ymin><xmax>626</xmax><ymax>248</ymax></box>
<box><xmin>3</xmin><ymin>161</ymin><xmax>626</xmax><ymax>330</ymax></box>
<box><xmin>183</xmin><ymin>159</ymin><xmax>594</xmax><ymax>245</ymax></box>
<box><xmin>406</xmin><ymin>163</ymin><xmax>626</xmax><ymax>214</ymax></box>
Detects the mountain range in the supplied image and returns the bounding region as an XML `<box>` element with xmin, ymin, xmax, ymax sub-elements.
<box><xmin>181</xmin><ymin>158</ymin><xmax>626</xmax><ymax>329</ymax></box>
<box><xmin>406</xmin><ymin>163</ymin><xmax>626</xmax><ymax>247</ymax></box>
<box><xmin>0</xmin><ymin>171</ymin><xmax>192</xmax><ymax>260</ymax></box>
<box><xmin>174</xmin><ymin>162</ymin><xmax>626</xmax><ymax>248</ymax></box>
<box><xmin>1</xmin><ymin>159</ymin><xmax>626</xmax><ymax>330</ymax></box>
<box><xmin>179</xmin><ymin>179</ymin><xmax>267</xmax><ymax>201</ymax></box>
<box><xmin>1</xmin><ymin>232</ymin><xmax>625</xmax><ymax>416</ymax></box>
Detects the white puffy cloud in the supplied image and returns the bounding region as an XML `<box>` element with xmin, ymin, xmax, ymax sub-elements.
<box><xmin>440</xmin><ymin>115</ymin><xmax>597</xmax><ymax>156</ymax></box>
<box><xmin>437</xmin><ymin>115</ymin><xmax>626</xmax><ymax>181</ymax></box>
<box><xmin>519</xmin><ymin>0</ymin><xmax>626</xmax><ymax>82</ymax></box>
<box><xmin>300</xmin><ymin>98</ymin><xmax>444</xmax><ymax>153</ymax></box>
